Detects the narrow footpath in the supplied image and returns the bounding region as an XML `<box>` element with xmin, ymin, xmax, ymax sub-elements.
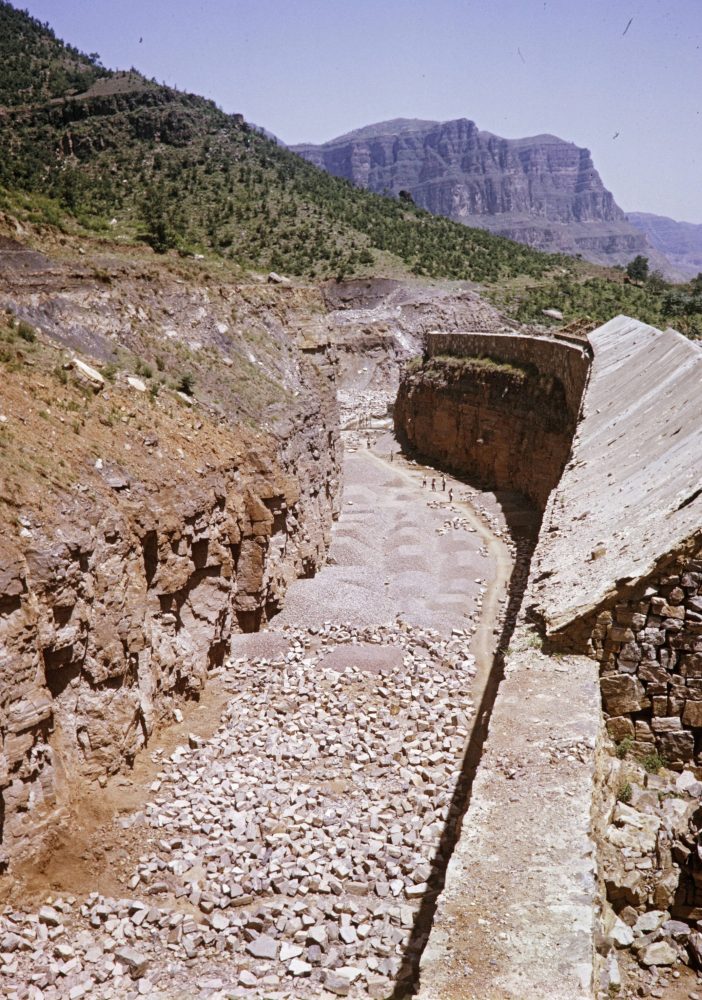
<box><xmin>0</xmin><ymin>436</ymin><xmax>520</xmax><ymax>1000</ymax></box>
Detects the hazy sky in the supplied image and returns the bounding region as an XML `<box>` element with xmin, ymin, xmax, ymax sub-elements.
<box><xmin>19</xmin><ymin>0</ymin><xmax>702</xmax><ymax>223</ymax></box>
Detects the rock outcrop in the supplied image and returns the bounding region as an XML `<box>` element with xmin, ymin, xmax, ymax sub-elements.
<box><xmin>293</xmin><ymin>118</ymin><xmax>652</xmax><ymax>267</ymax></box>
<box><xmin>394</xmin><ymin>332</ymin><xmax>589</xmax><ymax>509</ymax></box>
<box><xmin>0</xmin><ymin>232</ymin><xmax>341</xmax><ymax>864</ymax></box>
<box><xmin>0</xmin><ymin>442</ymin><xmax>337</xmax><ymax>859</ymax></box>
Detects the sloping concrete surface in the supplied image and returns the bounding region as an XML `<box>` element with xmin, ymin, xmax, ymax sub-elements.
<box><xmin>417</xmin><ymin>640</ymin><xmax>601</xmax><ymax>1000</ymax></box>
<box><xmin>529</xmin><ymin>315</ymin><xmax>702</xmax><ymax>633</ymax></box>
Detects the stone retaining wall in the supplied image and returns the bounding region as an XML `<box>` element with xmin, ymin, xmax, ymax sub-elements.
<box><xmin>584</xmin><ymin>540</ymin><xmax>702</xmax><ymax>765</ymax></box>
<box><xmin>526</xmin><ymin>317</ymin><xmax>702</xmax><ymax>764</ymax></box>
<box><xmin>529</xmin><ymin>317</ymin><xmax>702</xmax><ymax>635</ymax></box>
<box><xmin>399</xmin><ymin>319</ymin><xmax>702</xmax><ymax>760</ymax></box>
<box><xmin>425</xmin><ymin>331</ymin><xmax>590</xmax><ymax>421</ymax></box>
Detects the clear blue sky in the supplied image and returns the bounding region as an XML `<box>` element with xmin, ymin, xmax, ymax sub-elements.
<box><xmin>18</xmin><ymin>0</ymin><xmax>702</xmax><ymax>222</ymax></box>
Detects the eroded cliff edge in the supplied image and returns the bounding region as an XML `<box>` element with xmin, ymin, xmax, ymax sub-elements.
<box><xmin>293</xmin><ymin>118</ymin><xmax>652</xmax><ymax>268</ymax></box>
<box><xmin>0</xmin><ymin>233</ymin><xmax>342</xmax><ymax>864</ymax></box>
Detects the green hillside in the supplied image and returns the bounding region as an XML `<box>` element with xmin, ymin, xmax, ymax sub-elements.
<box><xmin>0</xmin><ymin>0</ymin><xmax>700</xmax><ymax>340</ymax></box>
<box><xmin>493</xmin><ymin>270</ymin><xmax>702</xmax><ymax>339</ymax></box>
<box><xmin>0</xmin><ymin>1</ymin><xmax>563</xmax><ymax>283</ymax></box>
<box><xmin>0</xmin><ymin>1</ymin><xmax>110</xmax><ymax>106</ymax></box>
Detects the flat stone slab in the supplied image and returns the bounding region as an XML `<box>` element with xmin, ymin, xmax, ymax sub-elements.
<box><xmin>418</xmin><ymin>641</ymin><xmax>601</xmax><ymax>1000</ymax></box>
<box><xmin>229</xmin><ymin>633</ymin><xmax>290</xmax><ymax>661</ymax></box>
<box><xmin>318</xmin><ymin>643</ymin><xmax>405</xmax><ymax>675</ymax></box>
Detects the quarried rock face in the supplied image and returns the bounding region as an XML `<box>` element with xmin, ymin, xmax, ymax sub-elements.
<box><xmin>0</xmin><ymin>224</ymin><xmax>350</xmax><ymax>865</ymax></box>
<box><xmin>0</xmin><ymin>414</ymin><xmax>339</xmax><ymax>861</ymax></box>
<box><xmin>394</xmin><ymin>333</ymin><xmax>589</xmax><ymax>509</ymax></box>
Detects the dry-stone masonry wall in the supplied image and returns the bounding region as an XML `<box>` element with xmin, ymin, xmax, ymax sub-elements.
<box><xmin>590</xmin><ymin>542</ymin><xmax>702</xmax><ymax>766</ymax></box>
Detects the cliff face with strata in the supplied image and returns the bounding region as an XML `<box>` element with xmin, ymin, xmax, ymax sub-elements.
<box><xmin>293</xmin><ymin>118</ymin><xmax>651</xmax><ymax>267</ymax></box>
<box><xmin>0</xmin><ymin>229</ymin><xmax>341</xmax><ymax>863</ymax></box>
<box><xmin>627</xmin><ymin>211</ymin><xmax>702</xmax><ymax>280</ymax></box>
<box><xmin>394</xmin><ymin>333</ymin><xmax>589</xmax><ymax>509</ymax></box>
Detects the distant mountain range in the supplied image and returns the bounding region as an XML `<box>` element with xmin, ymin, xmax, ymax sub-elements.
<box><xmin>626</xmin><ymin>213</ymin><xmax>702</xmax><ymax>280</ymax></box>
<box><xmin>0</xmin><ymin>2</ymin><xmax>566</xmax><ymax>285</ymax></box>
<box><xmin>292</xmin><ymin>119</ymin><xmax>676</xmax><ymax>275</ymax></box>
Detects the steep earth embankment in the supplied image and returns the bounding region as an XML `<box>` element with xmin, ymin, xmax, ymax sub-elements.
<box><xmin>0</xmin><ymin>231</ymin><xmax>342</xmax><ymax>864</ymax></box>
<box><xmin>316</xmin><ymin>278</ymin><xmax>506</xmax><ymax>430</ymax></box>
<box><xmin>293</xmin><ymin>118</ymin><xmax>656</xmax><ymax>268</ymax></box>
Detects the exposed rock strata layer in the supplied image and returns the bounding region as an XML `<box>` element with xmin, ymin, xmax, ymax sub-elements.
<box><xmin>293</xmin><ymin>118</ymin><xmax>653</xmax><ymax>267</ymax></box>
<box><xmin>0</xmin><ymin>236</ymin><xmax>342</xmax><ymax>864</ymax></box>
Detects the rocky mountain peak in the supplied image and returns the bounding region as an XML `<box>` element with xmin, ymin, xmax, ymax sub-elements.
<box><xmin>292</xmin><ymin>117</ymin><xmax>652</xmax><ymax>267</ymax></box>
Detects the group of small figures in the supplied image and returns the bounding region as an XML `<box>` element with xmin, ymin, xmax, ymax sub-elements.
<box><xmin>421</xmin><ymin>473</ymin><xmax>453</xmax><ymax>502</ymax></box>
<box><xmin>376</xmin><ymin>444</ymin><xmax>455</xmax><ymax>503</ymax></box>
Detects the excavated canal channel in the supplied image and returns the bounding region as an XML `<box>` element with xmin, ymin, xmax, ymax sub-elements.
<box><xmin>0</xmin><ymin>431</ymin><xmax>538</xmax><ymax>1000</ymax></box>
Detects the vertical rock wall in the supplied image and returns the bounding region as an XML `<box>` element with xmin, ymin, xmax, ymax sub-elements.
<box><xmin>394</xmin><ymin>334</ymin><xmax>589</xmax><ymax>509</ymax></box>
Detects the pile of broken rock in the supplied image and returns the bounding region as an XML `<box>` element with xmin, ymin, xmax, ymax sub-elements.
<box><xmin>0</xmin><ymin>620</ymin><xmax>478</xmax><ymax>999</ymax></box>
<box><xmin>601</xmin><ymin>756</ymin><xmax>702</xmax><ymax>996</ymax></box>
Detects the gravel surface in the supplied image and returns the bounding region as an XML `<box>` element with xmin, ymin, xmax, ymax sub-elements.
<box><xmin>0</xmin><ymin>439</ymin><xmax>515</xmax><ymax>999</ymax></box>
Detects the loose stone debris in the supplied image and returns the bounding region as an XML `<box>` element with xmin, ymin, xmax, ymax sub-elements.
<box><xmin>0</xmin><ymin>621</ymin><xmax>479</xmax><ymax>999</ymax></box>
<box><xmin>600</xmin><ymin>752</ymin><xmax>702</xmax><ymax>999</ymax></box>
